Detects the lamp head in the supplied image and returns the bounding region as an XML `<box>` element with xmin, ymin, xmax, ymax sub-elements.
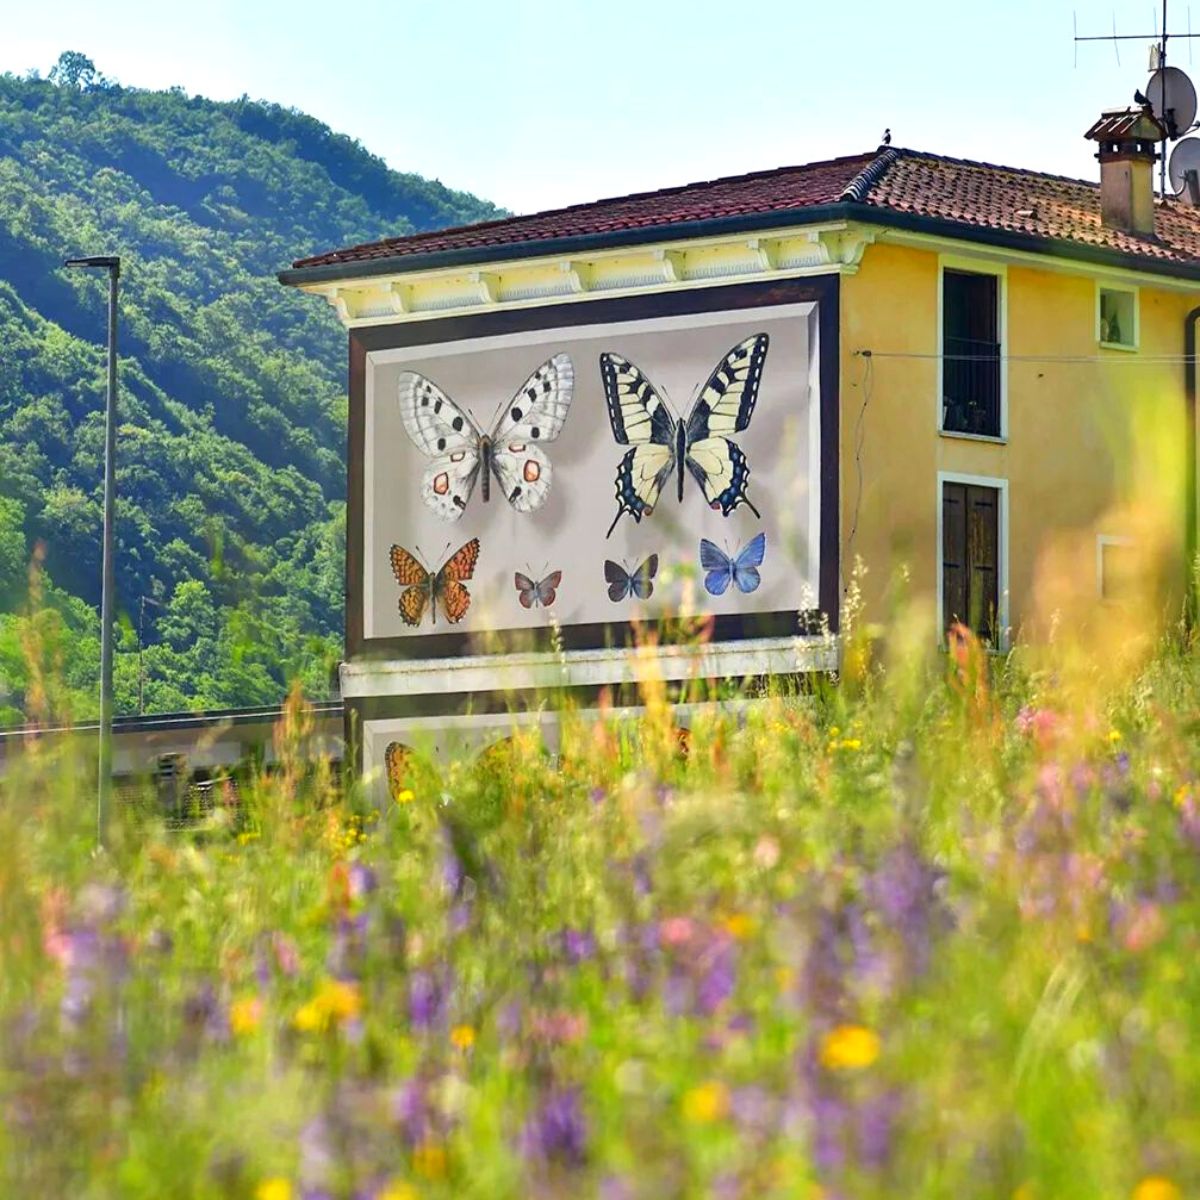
<box><xmin>64</xmin><ymin>255</ymin><xmax>120</xmax><ymax>274</ymax></box>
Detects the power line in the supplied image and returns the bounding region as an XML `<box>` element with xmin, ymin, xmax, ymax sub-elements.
<box><xmin>856</xmin><ymin>349</ymin><xmax>1199</xmax><ymax>364</ymax></box>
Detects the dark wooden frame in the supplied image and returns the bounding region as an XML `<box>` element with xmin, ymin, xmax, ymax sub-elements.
<box><xmin>346</xmin><ymin>276</ymin><xmax>840</xmax><ymax>661</ymax></box>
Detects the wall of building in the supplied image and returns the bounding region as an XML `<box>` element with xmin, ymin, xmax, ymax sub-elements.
<box><xmin>840</xmin><ymin>237</ymin><xmax>1194</xmax><ymax>642</ymax></box>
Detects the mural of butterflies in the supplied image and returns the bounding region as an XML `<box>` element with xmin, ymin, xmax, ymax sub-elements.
<box><xmin>398</xmin><ymin>354</ymin><xmax>575</xmax><ymax>521</ymax></box>
<box><xmin>601</xmin><ymin>333</ymin><xmax>769</xmax><ymax>537</ymax></box>
<box><xmin>604</xmin><ymin>554</ymin><xmax>659</xmax><ymax>602</ymax></box>
<box><xmin>514</xmin><ymin>568</ymin><xmax>562</xmax><ymax>609</ymax></box>
<box><xmin>389</xmin><ymin>538</ymin><xmax>480</xmax><ymax>626</ymax></box>
<box><xmin>700</xmin><ymin>531</ymin><xmax>767</xmax><ymax>596</ymax></box>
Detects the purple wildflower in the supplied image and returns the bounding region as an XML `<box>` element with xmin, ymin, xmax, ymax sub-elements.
<box><xmin>409</xmin><ymin>968</ymin><xmax>448</xmax><ymax>1032</ymax></box>
<box><xmin>520</xmin><ymin>1087</ymin><xmax>588</xmax><ymax>1167</ymax></box>
<box><xmin>561</xmin><ymin>927</ymin><xmax>596</xmax><ymax>964</ymax></box>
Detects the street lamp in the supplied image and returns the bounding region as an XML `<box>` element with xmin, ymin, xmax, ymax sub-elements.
<box><xmin>64</xmin><ymin>254</ymin><xmax>120</xmax><ymax>847</ymax></box>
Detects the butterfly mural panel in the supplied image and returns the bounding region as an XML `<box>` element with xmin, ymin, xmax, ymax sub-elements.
<box><xmin>363</xmin><ymin>301</ymin><xmax>823</xmax><ymax>643</ymax></box>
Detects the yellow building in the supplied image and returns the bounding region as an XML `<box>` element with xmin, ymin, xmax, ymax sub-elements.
<box><xmin>280</xmin><ymin>109</ymin><xmax>1200</xmax><ymax>763</ymax></box>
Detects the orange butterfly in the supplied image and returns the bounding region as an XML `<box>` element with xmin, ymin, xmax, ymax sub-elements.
<box><xmin>389</xmin><ymin>538</ymin><xmax>480</xmax><ymax>626</ymax></box>
<box><xmin>384</xmin><ymin>741</ymin><xmax>413</xmax><ymax>799</ymax></box>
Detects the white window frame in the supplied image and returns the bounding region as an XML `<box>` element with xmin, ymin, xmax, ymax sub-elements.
<box><xmin>937</xmin><ymin>254</ymin><xmax>1008</xmax><ymax>443</ymax></box>
<box><xmin>1096</xmin><ymin>534</ymin><xmax>1136</xmax><ymax>600</ymax></box>
<box><xmin>936</xmin><ymin>470</ymin><xmax>1010</xmax><ymax>648</ymax></box>
<box><xmin>1096</xmin><ymin>282</ymin><xmax>1139</xmax><ymax>352</ymax></box>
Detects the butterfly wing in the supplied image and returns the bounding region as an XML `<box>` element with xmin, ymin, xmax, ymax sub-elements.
<box><xmin>492</xmin><ymin>353</ymin><xmax>575</xmax><ymax>444</ymax></box>
<box><xmin>489</xmin><ymin>441</ymin><xmax>552</xmax><ymax>513</ymax></box>
<box><xmin>682</xmin><ymin>334</ymin><xmax>769</xmax><ymax>517</ymax></box>
<box><xmin>515</xmin><ymin>571</ymin><xmax>537</xmax><ymax>609</ymax></box>
<box><xmin>605</xmin><ymin>559</ymin><xmax>632</xmax><ymax>603</ymax></box>
<box><xmin>699</xmin><ymin>538</ymin><xmax>735</xmax><ymax>596</ymax></box>
<box><xmin>630</xmin><ymin>553</ymin><xmax>659</xmax><ymax>601</ymax></box>
<box><xmin>601</xmin><ymin>352</ymin><xmax>679</xmax><ymax>535</ymax></box>
<box><xmin>684</xmin><ymin>334</ymin><xmax>769</xmax><ymax>440</ymax></box>
<box><xmin>433</xmin><ymin>538</ymin><xmax>480</xmax><ymax>624</ymax></box>
<box><xmin>390</xmin><ymin>545</ymin><xmax>431</xmax><ymax>626</ymax></box>
<box><xmin>536</xmin><ymin>570</ymin><xmax>562</xmax><ymax>608</ymax></box>
<box><xmin>731</xmin><ymin>531</ymin><xmax>767</xmax><ymax>594</ymax></box>
<box><xmin>684</xmin><ymin>437</ymin><xmax>756</xmax><ymax>518</ymax></box>
<box><xmin>399</xmin><ymin>371</ymin><xmax>483</xmax><ymax>520</ymax></box>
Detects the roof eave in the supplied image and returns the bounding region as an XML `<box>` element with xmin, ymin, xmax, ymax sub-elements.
<box><xmin>278</xmin><ymin>202</ymin><xmax>1200</xmax><ymax>290</ymax></box>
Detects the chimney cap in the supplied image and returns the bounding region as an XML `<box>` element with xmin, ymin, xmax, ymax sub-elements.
<box><xmin>1084</xmin><ymin>106</ymin><xmax>1167</xmax><ymax>144</ymax></box>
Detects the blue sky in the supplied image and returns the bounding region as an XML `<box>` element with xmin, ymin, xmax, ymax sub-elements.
<box><xmin>1</xmin><ymin>1</ymin><xmax>1192</xmax><ymax>216</ymax></box>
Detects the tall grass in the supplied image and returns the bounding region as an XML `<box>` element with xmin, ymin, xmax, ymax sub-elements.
<box><xmin>2</xmin><ymin>598</ymin><xmax>1200</xmax><ymax>1199</ymax></box>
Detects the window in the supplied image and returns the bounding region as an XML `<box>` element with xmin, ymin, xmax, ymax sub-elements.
<box><xmin>941</xmin><ymin>268</ymin><xmax>1002</xmax><ymax>437</ymax></box>
<box><xmin>1098</xmin><ymin>285</ymin><xmax>1138</xmax><ymax>350</ymax></box>
<box><xmin>942</xmin><ymin>481</ymin><xmax>1001</xmax><ymax>640</ymax></box>
<box><xmin>1097</xmin><ymin>535</ymin><xmax>1137</xmax><ymax>602</ymax></box>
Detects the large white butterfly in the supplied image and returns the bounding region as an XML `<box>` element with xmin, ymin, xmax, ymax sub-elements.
<box><xmin>601</xmin><ymin>334</ymin><xmax>768</xmax><ymax>538</ymax></box>
<box><xmin>398</xmin><ymin>354</ymin><xmax>575</xmax><ymax>521</ymax></box>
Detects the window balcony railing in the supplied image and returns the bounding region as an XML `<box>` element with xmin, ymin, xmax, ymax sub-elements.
<box><xmin>942</xmin><ymin>335</ymin><xmax>1001</xmax><ymax>437</ymax></box>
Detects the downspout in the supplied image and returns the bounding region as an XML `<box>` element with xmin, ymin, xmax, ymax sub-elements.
<box><xmin>1185</xmin><ymin>307</ymin><xmax>1200</xmax><ymax>627</ymax></box>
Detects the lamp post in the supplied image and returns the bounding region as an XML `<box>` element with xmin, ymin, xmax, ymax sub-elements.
<box><xmin>64</xmin><ymin>254</ymin><xmax>120</xmax><ymax>847</ymax></box>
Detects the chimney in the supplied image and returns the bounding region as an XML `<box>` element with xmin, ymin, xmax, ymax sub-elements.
<box><xmin>1084</xmin><ymin>106</ymin><xmax>1167</xmax><ymax>236</ymax></box>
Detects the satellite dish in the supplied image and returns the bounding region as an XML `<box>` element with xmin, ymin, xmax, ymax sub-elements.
<box><xmin>1170</xmin><ymin>138</ymin><xmax>1200</xmax><ymax>200</ymax></box>
<box><xmin>1147</xmin><ymin>66</ymin><xmax>1198</xmax><ymax>139</ymax></box>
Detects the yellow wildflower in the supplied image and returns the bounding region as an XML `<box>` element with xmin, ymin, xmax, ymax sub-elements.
<box><xmin>820</xmin><ymin>1024</ymin><xmax>881</xmax><ymax>1071</ymax></box>
<box><xmin>293</xmin><ymin>978</ymin><xmax>362</xmax><ymax>1032</ymax></box>
<box><xmin>450</xmin><ymin>1023</ymin><xmax>476</xmax><ymax>1050</ymax></box>
<box><xmin>838</xmin><ymin>738</ymin><xmax>862</xmax><ymax>751</ymax></box>
<box><xmin>1133</xmin><ymin>1178</ymin><xmax>1182</xmax><ymax>1200</ymax></box>
<box><xmin>682</xmin><ymin>1080</ymin><xmax>730</xmax><ymax>1124</ymax></box>
<box><xmin>722</xmin><ymin>913</ymin><xmax>755</xmax><ymax>941</ymax></box>
<box><xmin>230</xmin><ymin>995</ymin><xmax>263</xmax><ymax>1037</ymax></box>
<box><xmin>1012</xmin><ymin>1183</ymin><xmax>1037</xmax><ymax>1200</ymax></box>
<box><xmin>255</xmin><ymin>1180</ymin><xmax>293</xmax><ymax>1200</ymax></box>
<box><xmin>395</xmin><ymin>788</ymin><xmax>415</xmax><ymax>805</ymax></box>
<box><xmin>412</xmin><ymin>1141</ymin><xmax>447</xmax><ymax>1180</ymax></box>
<box><xmin>377</xmin><ymin>1183</ymin><xmax>418</xmax><ymax>1200</ymax></box>
<box><xmin>1108</xmin><ymin>729</ymin><xmax>1123</xmax><ymax>744</ymax></box>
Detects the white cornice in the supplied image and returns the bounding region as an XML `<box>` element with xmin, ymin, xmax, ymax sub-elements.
<box><xmin>299</xmin><ymin>223</ymin><xmax>876</xmax><ymax>328</ymax></box>
<box><xmin>340</xmin><ymin>635</ymin><xmax>839</xmax><ymax>698</ymax></box>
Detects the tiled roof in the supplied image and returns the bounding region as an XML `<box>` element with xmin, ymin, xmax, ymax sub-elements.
<box><xmin>862</xmin><ymin>150</ymin><xmax>1200</xmax><ymax>265</ymax></box>
<box><xmin>289</xmin><ymin>147</ymin><xmax>1200</xmax><ymax>274</ymax></box>
<box><xmin>290</xmin><ymin>153</ymin><xmax>877</xmax><ymax>268</ymax></box>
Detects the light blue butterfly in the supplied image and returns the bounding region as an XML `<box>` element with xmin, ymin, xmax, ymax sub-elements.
<box><xmin>699</xmin><ymin>531</ymin><xmax>766</xmax><ymax>596</ymax></box>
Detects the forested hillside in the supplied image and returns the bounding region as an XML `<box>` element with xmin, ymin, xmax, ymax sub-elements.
<box><xmin>0</xmin><ymin>55</ymin><xmax>501</xmax><ymax>723</ymax></box>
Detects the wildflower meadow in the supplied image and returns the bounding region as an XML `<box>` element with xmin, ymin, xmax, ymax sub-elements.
<box><xmin>3</xmin><ymin>609</ymin><xmax>1200</xmax><ymax>1200</ymax></box>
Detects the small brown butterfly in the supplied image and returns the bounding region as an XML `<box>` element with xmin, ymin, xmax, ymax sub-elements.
<box><xmin>514</xmin><ymin>568</ymin><xmax>562</xmax><ymax>609</ymax></box>
<box><xmin>389</xmin><ymin>538</ymin><xmax>480</xmax><ymax>626</ymax></box>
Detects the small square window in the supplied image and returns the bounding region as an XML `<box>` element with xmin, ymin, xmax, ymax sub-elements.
<box><xmin>1098</xmin><ymin>287</ymin><xmax>1138</xmax><ymax>350</ymax></box>
<box><xmin>1097</xmin><ymin>536</ymin><xmax>1137</xmax><ymax>603</ymax></box>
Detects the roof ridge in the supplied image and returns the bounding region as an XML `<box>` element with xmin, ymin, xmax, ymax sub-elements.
<box><xmin>840</xmin><ymin>147</ymin><xmax>902</xmax><ymax>202</ymax></box>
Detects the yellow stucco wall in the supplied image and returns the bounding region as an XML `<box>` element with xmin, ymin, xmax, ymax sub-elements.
<box><xmin>840</xmin><ymin>237</ymin><xmax>1197</xmax><ymax>640</ymax></box>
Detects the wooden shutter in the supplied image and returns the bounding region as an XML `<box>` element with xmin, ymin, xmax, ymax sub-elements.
<box><xmin>966</xmin><ymin>486</ymin><xmax>998</xmax><ymax>640</ymax></box>
<box><xmin>942</xmin><ymin>483</ymin><xmax>967</xmax><ymax>631</ymax></box>
<box><xmin>942</xmin><ymin>482</ymin><xmax>999</xmax><ymax>641</ymax></box>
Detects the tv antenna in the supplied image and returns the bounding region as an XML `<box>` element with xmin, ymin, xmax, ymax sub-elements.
<box><xmin>1075</xmin><ymin>2</ymin><xmax>1200</xmax><ymax>197</ymax></box>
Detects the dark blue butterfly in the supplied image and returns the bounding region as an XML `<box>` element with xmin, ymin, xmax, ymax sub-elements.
<box><xmin>605</xmin><ymin>554</ymin><xmax>658</xmax><ymax>602</ymax></box>
<box><xmin>699</xmin><ymin>532</ymin><xmax>766</xmax><ymax>596</ymax></box>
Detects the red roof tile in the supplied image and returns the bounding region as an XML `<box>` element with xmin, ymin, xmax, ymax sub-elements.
<box><xmin>289</xmin><ymin>148</ymin><xmax>1200</xmax><ymax>275</ymax></box>
<box><xmin>290</xmin><ymin>153</ymin><xmax>877</xmax><ymax>268</ymax></box>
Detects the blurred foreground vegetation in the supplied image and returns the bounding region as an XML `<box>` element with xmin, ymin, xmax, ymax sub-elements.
<box><xmin>3</xmin><ymin>611</ymin><xmax>1200</xmax><ymax>1199</ymax></box>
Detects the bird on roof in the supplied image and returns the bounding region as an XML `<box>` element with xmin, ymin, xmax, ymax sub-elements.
<box><xmin>1135</xmin><ymin>88</ymin><xmax>1150</xmax><ymax>106</ymax></box>
<box><xmin>881</xmin><ymin>128</ymin><xmax>892</xmax><ymax>146</ymax></box>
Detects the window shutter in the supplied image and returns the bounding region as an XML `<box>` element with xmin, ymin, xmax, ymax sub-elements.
<box><xmin>966</xmin><ymin>485</ymin><xmax>999</xmax><ymax>640</ymax></box>
<box><xmin>942</xmin><ymin>483</ymin><xmax>967</xmax><ymax>630</ymax></box>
